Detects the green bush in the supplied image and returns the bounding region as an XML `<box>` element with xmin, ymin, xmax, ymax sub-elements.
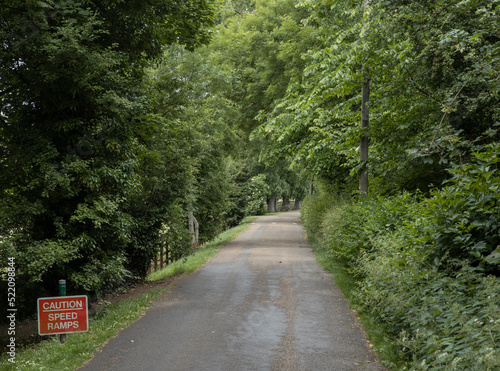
<box><xmin>300</xmin><ymin>186</ymin><xmax>338</xmax><ymax>236</ymax></box>
<box><xmin>302</xmin><ymin>145</ymin><xmax>500</xmax><ymax>369</ymax></box>
<box><xmin>244</xmin><ymin>174</ymin><xmax>270</xmax><ymax>216</ymax></box>
<box><xmin>320</xmin><ymin>193</ymin><xmax>420</xmax><ymax>268</ymax></box>
<box><xmin>415</xmin><ymin>144</ymin><xmax>500</xmax><ymax>276</ymax></box>
<box><xmin>356</xmin><ymin>238</ymin><xmax>500</xmax><ymax>369</ymax></box>
<box><xmin>353</xmin><ymin>145</ymin><xmax>500</xmax><ymax>369</ymax></box>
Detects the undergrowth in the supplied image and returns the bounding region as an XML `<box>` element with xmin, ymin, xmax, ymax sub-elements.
<box><xmin>301</xmin><ymin>144</ymin><xmax>500</xmax><ymax>370</ymax></box>
<box><xmin>303</xmin><ymin>203</ymin><xmax>407</xmax><ymax>370</ymax></box>
<box><xmin>148</xmin><ymin>216</ymin><xmax>255</xmax><ymax>282</ymax></box>
<box><xmin>0</xmin><ymin>289</ymin><xmax>163</xmax><ymax>370</ymax></box>
<box><xmin>0</xmin><ymin>217</ymin><xmax>255</xmax><ymax>370</ymax></box>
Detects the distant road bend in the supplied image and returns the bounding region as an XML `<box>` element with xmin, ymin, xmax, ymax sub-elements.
<box><xmin>80</xmin><ymin>211</ymin><xmax>385</xmax><ymax>371</ymax></box>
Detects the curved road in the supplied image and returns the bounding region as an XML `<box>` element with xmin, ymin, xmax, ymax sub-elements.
<box><xmin>80</xmin><ymin>211</ymin><xmax>385</xmax><ymax>371</ymax></box>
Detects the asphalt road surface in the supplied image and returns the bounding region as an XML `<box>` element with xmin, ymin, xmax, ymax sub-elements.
<box><xmin>80</xmin><ymin>211</ymin><xmax>385</xmax><ymax>371</ymax></box>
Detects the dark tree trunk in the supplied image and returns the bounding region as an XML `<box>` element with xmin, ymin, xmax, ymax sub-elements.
<box><xmin>280</xmin><ymin>199</ymin><xmax>290</xmax><ymax>212</ymax></box>
<box><xmin>359</xmin><ymin>76</ymin><xmax>369</xmax><ymax>198</ymax></box>
<box><xmin>267</xmin><ymin>197</ymin><xmax>277</xmax><ymax>213</ymax></box>
<box><xmin>359</xmin><ymin>0</ymin><xmax>370</xmax><ymax>199</ymax></box>
<box><xmin>293</xmin><ymin>199</ymin><xmax>302</xmax><ymax>210</ymax></box>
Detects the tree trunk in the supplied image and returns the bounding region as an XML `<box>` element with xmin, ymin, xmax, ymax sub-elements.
<box><xmin>188</xmin><ymin>211</ymin><xmax>199</xmax><ymax>247</ymax></box>
<box><xmin>188</xmin><ymin>200</ymin><xmax>199</xmax><ymax>246</ymax></box>
<box><xmin>293</xmin><ymin>199</ymin><xmax>302</xmax><ymax>210</ymax></box>
<box><xmin>359</xmin><ymin>0</ymin><xmax>370</xmax><ymax>199</ymax></box>
<box><xmin>267</xmin><ymin>197</ymin><xmax>277</xmax><ymax>213</ymax></box>
<box><xmin>280</xmin><ymin>198</ymin><xmax>290</xmax><ymax>212</ymax></box>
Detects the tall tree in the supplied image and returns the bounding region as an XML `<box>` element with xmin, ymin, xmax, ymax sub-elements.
<box><xmin>359</xmin><ymin>0</ymin><xmax>371</xmax><ymax>198</ymax></box>
<box><xmin>207</xmin><ymin>0</ymin><xmax>313</xmax><ymax>205</ymax></box>
<box><xmin>257</xmin><ymin>0</ymin><xmax>499</xmax><ymax>194</ymax></box>
<box><xmin>0</xmin><ymin>0</ymin><xmax>216</xmax><ymax>314</ymax></box>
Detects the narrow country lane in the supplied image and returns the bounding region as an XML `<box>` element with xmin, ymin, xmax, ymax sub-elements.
<box><xmin>80</xmin><ymin>211</ymin><xmax>385</xmax><ymax>371</ymax></box>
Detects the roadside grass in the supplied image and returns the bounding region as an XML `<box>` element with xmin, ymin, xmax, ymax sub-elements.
<box><xmin>0</xmin><ymin>217</ymin><xmax>256</xmax><ymax>370</ymax></box>
<box><xmin>305</xmin><ymin>232</ymin><xmax>405</xmax><ymax>370</ymax></box>
<box><xmin>0</xmin><ymin>288</ymin><xmax>163</xmax><ymax>371</ymax></box>
<box><xmin>148</xmin><ymin>217</ymin><xmax>256</xmax><ymax>282</ymax></box>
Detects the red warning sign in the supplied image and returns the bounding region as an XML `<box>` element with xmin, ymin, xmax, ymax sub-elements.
<box><xmin>38</xmin><ymin>295</ymin><xmax>88</xmax><ymax>335</ymax></box>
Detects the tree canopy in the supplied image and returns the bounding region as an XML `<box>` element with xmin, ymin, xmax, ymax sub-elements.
<box><xmin>1</xmin><ymin>5</ymin><xmax>499</xmax><ymax>365</ymax></box>
<box><xmin>256</xmin><ymin>0</ymin><xmax>499</xmax><ymax>194</ymax></box>
<box><xmin>0</xmin><ymin>0</ymin><xmax>219</xmax><ymax>310</ymax></box>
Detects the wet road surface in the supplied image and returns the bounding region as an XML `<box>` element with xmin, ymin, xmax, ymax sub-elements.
<box><xmin>80</xmin><ymin>211</ymin><xmax>385</xmax><ymax>371</ymax></box>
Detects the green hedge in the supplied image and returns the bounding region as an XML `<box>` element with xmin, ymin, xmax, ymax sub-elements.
<box><xmin>302</xmin><ymin>144</ymin><xmax>500</xmax><ymax>369</ymax></box>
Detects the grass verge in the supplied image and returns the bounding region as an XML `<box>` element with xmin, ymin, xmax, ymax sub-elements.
<box><xmin>148</xmin><ymin>217</ymin><xmax>256</xmax><ymax>282</ymax></box>
<box><xmin>0</xmin><ymin>288</ymin><xmax>163</xmax><ymax>371</ymax></box>
<box><xmin>305</xmin><ymin>231</ymin><xmax>404</xmax><ymax>370</ymax></box>
<box><xmin>0</xmin><ymin>217</ymin><xmax>256</xmax><ymax>370</ymax></box>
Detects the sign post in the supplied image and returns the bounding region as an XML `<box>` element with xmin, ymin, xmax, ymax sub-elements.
<box><xmin>59</xmin><ymin>280</ymin><xmax>67</xmax><ymax>343</ymax></box>
<box><xmin>37</xmin><ymin>295</ymin><xmax>88</xmax><ymax>338</ymax></box>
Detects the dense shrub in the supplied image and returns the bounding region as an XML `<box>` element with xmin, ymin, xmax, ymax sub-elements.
<box><xmin>300</xmin><ymin>185</ymin><xmax>338</xmax><ymax>236</ymax></box>
<box><xmin>320</xmin><ymin>193</ymin><xmax>420</xmax><ymax>268</ymax></box>
<box><xmin>415</xmin><ymin>144</ymin><xmax>500</xmax><ymax>277</ymax></box>
<box><xmin>356</xmin><ymin>237</ymin><xmax>500</xmax><ymax>369</ymax></box>
<box><xmin>302</xmin><ymin>145</ymin><xmax>500</xmax><ymax>369</ymax></box>
<box><xmin>244</xmin><ymin>174</ymin><xmax>270</xmax><ymax>216</ymax></box>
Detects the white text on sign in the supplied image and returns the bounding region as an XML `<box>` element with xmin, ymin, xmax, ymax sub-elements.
<box><xmin>37</xmin><ymin>295</ymin><xmax>88</xmax><ymax>336</ymax></box>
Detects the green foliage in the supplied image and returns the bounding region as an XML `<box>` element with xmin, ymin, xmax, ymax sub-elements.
<box><xmin>257</xmin><ymin>0</ymin><xmax>500</xmax><ymax>194</ymax></box>
<box><xmin>0</xmin><ymin>5</ymin><xmax>148</xmax><ymax>310</ymax></box>
<box><xmin>356</xmin><ymin>242</ymin><xmax>500</xmax><ymax>369</ymax></box>
<box><xmin>322</xmin><ymin>193</ymin><xmax>420</xmax><ymax>269</ymax></box>
<box><xmin>204</xmin><ymin>0</ymin><xmax>313</xmax><ymax>206</ymax></box>
<box><xmin>302</xmin><ymin>145</ymin><xmax>500</xmax><ymax>368</ymax></box>
<box><xmin>147</xmin><ymin>43</ymin><xmax>245</xmax><ymax>243</ymax></box>
<box><xmin>244</xmin><ymin>174</ymin><xmax>269</xmax><ymax>215</ymax></box>
<box><xmin>0</xmin><ymin>0</ymin><xmax>218</xmax><ymax>319</ymax></box>
<box><xmin>300</xmin><ymin>187</ymin><xmax>337</xmax><ymax>236</ymax></box>
<box><xmin>415</xmin><ymin>144</ymin><xmax>500</xmax><ymax>275</ymax></box>
<box><xmin>211</xmin><ymin>0</ymin><xmax>314</xmax><ymax>132</ymax></box>
<box><xmin>356</xmin><ymin>235</ymin><xmax>500</xmax><ymax>369</ymax></box>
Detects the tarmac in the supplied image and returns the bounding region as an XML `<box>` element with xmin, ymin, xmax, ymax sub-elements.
<box><xmin>79</xmin><ymin>211</ymin><xmax>385</xmax><ymax>371</ymax></box>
